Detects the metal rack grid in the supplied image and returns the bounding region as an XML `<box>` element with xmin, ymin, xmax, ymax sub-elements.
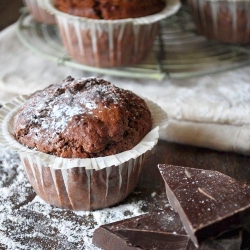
<box><xmin>16</xmin><ymin>7</ymin><xmax>250</xmax><ymax>81</ymax></box>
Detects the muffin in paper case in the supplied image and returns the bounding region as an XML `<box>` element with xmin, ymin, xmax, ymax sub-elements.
<box><xmin>0</xmin><ymin>95</ymin><xmax>168</xmax><ymax>211</ymax></box>
<box><xmin>43</xmin><ymin>0</ymin><xmax>180</xmax><ymax>68</ymax></box>
<box><xmin>188</xmin><ymin>0</ymin><xmax>250</xmax><ymax>44</ymax></box>
<box><xmin>23</xmin><ymin>0</ymin><xmax>56</xmax><ymax>24</ymax></box>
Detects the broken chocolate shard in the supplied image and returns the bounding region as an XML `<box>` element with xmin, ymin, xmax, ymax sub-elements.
<box><xmin>158</xmin><ymin>164</ymin><xmax>250</xmax><ymax>247</ymax></box>
<box><xmin>92</xmin><ymin>207</ymin><xmax>243</xmax><ymax>250</ymax></box>
<box><xmin>93</xmin><ymin>208</ymin><xmax>189</xmax><ymax>250</ymax></box>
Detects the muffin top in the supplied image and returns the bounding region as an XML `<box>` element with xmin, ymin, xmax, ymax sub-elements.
<box><xmin>54</xmin><ymin>0</ymin><xmax>166</xmax><ymax>20</ymax></box>
<box><xmin>14</xmin><ymin>77</ymin><xmax>152</xmax><ymax>158</ymax></box>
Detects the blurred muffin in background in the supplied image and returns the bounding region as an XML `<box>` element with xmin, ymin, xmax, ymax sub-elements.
<box><xmin>188</xmin><ymin>0</ymin><xmax>250</xmax><ymax>44</ymax></box>
<box><xmin>44</xmin><ymin>0</ymin><xmax>180</xmax><ymax>68</ymax></box>
<box><xmin>24</xmin><ymin>0</ymin><xmax>56</xmax><ymax>24</ymax></box>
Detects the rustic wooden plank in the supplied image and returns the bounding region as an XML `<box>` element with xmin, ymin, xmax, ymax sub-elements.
<box><xmin>0</xmin><ymin>0</ymin><xmax>23</xmax><ymax>30</ymax></box>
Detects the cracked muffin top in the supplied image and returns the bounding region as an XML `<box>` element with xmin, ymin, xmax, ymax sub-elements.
<box><xmin>13</xmin><ymin>76</ymin><xmax>152</xmax><ymax>158</ymax></box>
<box><xmin>54</xmin><ymin>0</ymin><xmax>166</xmax><ymax>20</ymax></box>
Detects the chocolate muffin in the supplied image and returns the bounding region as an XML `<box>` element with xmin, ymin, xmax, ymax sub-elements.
<box><xmin>44</xmin><ymin>0</ymin><xmax>176</xmax><ymax>68</ymax></box>
<box><xmin>13</xmin><ymin>76</ymin><xmax>152</xmax><ymax>158</ymax></box>
<box><xmin>188</xmin><ymin>0</ymin><xmax>250</xmax><ymax>44</ymax></box>
<box><xmin>54</xmin><ymin>0</ymin><xmax>166</xmax><ymax>20</ymax></box>
<box><xmin>24</xmin><ymin>0</ymin><xmax>56</xmax><ymax>24</ymax></box>
<box><xmin>1</xmin><ymin>77</ymin><xmax>167</xmax><ymax>210</ymax></box>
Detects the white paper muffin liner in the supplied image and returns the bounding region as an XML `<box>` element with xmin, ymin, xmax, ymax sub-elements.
<box><xmin>188</xmin><ymin>0</ymin><xmax>250</xmax><ymax>44</ymax></box>
<box><xmin>43</xmin><ymin>0</ymin><xmax>180</xmax><ymax>67</ymax></box>
<box><xmin>24</xmin><ymin>0</ymin><xmax>56</xmax><ymax>24</ymax></box>
<box><xmin>0</xmin><ymin>95</ymin><xmax>167</xmax><ymax>210</ymax></box>
<box><xmin>20</xmin><ymin>152</ymin><xmax>146</xmax><ymax>210</ymax></box>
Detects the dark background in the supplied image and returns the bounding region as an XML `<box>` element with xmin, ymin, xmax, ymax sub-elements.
<box><xmin>0</xmin><ymin>0</ymin><xmax>24</xmax><ymax>31</ymax></box>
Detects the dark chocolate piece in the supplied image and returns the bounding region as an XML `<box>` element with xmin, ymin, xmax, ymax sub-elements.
<box><xmin>92</xmin><ymin>208</ymin><xmax>243</xmax><ymax>250</ymax></box>
<box><xmin>93</xmin><ymin>208</ymin><xmax>189</xmax><ymax>250</ymax></box>
<box><xmin>158</xmin><ymin>164</ymin><xmax>250</xmax><ymax>247</ymax></box>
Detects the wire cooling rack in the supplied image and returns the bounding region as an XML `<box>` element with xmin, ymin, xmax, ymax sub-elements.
<box><xmin>16</xmin><ymin>6</ymin><xmax>250</xmax><ymax>81</ymax></box>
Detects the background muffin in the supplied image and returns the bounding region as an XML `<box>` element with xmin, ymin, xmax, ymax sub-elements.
<box><xmin>44</xmin><ymin>0</ymin><xmax>180</xmax><ymax>67</ymax></box>
<box><xmin>188</xmin><ymin>0</ymin><xmax>250</xmax><ymax>44</ymax></box>
<box><xmin>23</xmin><ymin>0</ymin><xmax>56</xmax><ymax>24</ymax></box>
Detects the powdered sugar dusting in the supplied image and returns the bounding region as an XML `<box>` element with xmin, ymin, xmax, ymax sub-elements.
<box><xmin>0</xmin><ymin>146</ymin><xmax>167</xmax><ymax>249</ymax></box>
<box><xmin>44</xmin><ymin>102</ymin><xmax>84</xmax><ymax>131</ymax></box>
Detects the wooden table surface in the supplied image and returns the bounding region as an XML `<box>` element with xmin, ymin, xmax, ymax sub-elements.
<box><xmin>0</xmin><ymin>0</ymin><xmax>23</xmax><ymax>31</ymax></box>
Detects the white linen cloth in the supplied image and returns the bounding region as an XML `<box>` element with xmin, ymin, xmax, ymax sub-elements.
<box><xmin>1</xmin><ymin>24</ymin><xmax>250</xmax><ymax>155</ymax></box>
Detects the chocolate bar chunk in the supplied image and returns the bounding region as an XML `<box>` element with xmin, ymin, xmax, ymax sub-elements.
<box><xmin>93</xmin><ymin>208</ymin><xmax>189</xmax><ymax>250</ymax></box>
<box><xmin>92</xmin><ymin>208</ymin><xmax>243</xmax><ymax>250</ymax></box>
<box><xmin>158</xmin><ymin>164</ymin><xmax>250</xmax><ymax>247</ymax></box>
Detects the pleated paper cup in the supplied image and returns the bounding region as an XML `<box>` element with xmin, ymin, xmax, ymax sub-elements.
<box><xmin>0</xmin><ymin>95</ymin><xmax>168</xmax><ymax>211</ymax></box>
<box><xmin>24</xmin><ymin>0</ymin><xmax>56</xmax><ymax>24</ymax></box>
<box><xmin>43</xmin><ymin>0</ymin><xmax>180</xmax><ymax>68</ymax></box>
<box><xmin>188</xmin><ymin>0</ymin><xmax>250</xmax><ymax>44</ymax></box>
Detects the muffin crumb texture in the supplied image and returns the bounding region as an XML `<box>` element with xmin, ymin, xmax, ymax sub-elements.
<box><xmin>54</xmin><ymin>0</ymin><xmax>166</xmax><ymax>19</ymax></box>
<box><xmin>14</xmin><ymin>77</ymin><xmax>152</xmax><ymax>158</ymax></box>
